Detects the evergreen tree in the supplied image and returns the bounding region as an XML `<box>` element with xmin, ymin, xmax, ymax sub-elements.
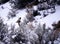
<box><xmin>0</xmin><ymin>0</ymin><xmax>9</xmax><ymax>4</ymax></box>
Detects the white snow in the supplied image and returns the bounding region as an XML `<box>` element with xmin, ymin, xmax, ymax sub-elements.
<box><xmin>0</xmin><ymin>2</ymin><xmax>60</xmax><ymax>44</ymax></box>
<box><xmin>35</xmin><ymin>5</ymin><xmax>60</xmax><ymax>28</ymax></box>
<box><xmin>0</xmin><ymin>2</ymin><xmax>60</xmax><ymax>29</ymax></box>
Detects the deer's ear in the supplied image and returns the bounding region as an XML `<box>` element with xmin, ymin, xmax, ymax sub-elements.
<box><xmin>19</xmin><ymin>17</ymin><xmax>21</xmax><ymax>19</ymax></box>
<box><xmin>52</xmin><ymin>23</ymin><xmax>56</xmax><ymax>26</ymax></box>
<box><xmin>58</xmin><ymin>21</ymin><xmax>60</xmax><ymax>24</ymax></box>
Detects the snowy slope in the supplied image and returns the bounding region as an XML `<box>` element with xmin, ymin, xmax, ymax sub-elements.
<box><xmin>35</xmin><ymin>5</ymin><xmax>60</xmax><ymax>28</ymax></box>
<box><xmin>0</xmin><ymin>2</ymin><xmax>60</xmax><ymax>29</ymax></box>
<box><xmin>41</xmin><ymin>5</ymin><xmax>60</xmax><ymax>28</ymax></box>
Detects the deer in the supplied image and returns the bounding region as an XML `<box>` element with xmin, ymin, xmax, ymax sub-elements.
<box><xmin>48</xmin><ymin>21</ymin><xmax>60</xmax><ymax>44</ymax></box>
<box><xmin>16</xmin><ymin>17</ymin><xmax>21</xmax><ymax>26</ymax></box>
<box><xmin>15</xmin><ymin>0</ymin><xmax>40</xmax><ymax>27</ymax></box>
<box><xmin>41</xmin><ymin>21</ymin><xmax>60</xmax><ymax>44</ymax></box>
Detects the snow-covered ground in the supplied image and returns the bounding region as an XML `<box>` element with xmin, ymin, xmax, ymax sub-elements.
<box><xmin>39</xmin><ymin>5</ymin><xmax>60</xmax><ymax>28</ymax></box>
<box><xmin>0</xmin><ymin>2</ymin><xmax>60</xmax><ymax>29</ymax></box>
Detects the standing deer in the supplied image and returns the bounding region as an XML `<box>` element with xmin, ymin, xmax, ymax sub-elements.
<box><xmin>16</xmin><ymin>17</ymin><xmax>21</xmax><ymax>26</ymax></box>
<box><xmin>41</xmin><ymin>21</ymin><xmax>60</xmax><ymax>44</ymax></box>
<box><xmin>48</xmin><ymin>21</ymin><xmax>60</xmax><ymax>44</ymax></box>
